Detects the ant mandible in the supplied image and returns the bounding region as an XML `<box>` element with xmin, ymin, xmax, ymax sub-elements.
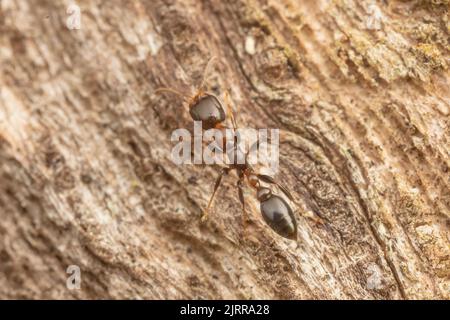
<box><xmin>154</xmin><ymin>57</ymin><xmax>298</xmax><ymax>240</ymax></box>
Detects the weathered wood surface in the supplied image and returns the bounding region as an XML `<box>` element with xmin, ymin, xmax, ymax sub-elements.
<box><xmin>0</xmin><ymin>0</ymin><xmax>448</xmax><ymax>299</ymax></box>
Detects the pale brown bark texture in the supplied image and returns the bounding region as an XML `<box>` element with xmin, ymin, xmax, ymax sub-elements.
<box><xmin>0</xmin><ymin>0</ymin><xmax>449</xmax><ymax>299</ymax></box>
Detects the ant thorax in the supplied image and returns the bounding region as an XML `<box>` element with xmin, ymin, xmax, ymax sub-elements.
<box><xmin>171</xmin><ymin>121</ymin><xmax>279</xmax><ymax>174</ymax></box>
<box><xmin>224</xmin><ymin>138</ymin><xmax>246</xmax><ymax>166</ymax></box>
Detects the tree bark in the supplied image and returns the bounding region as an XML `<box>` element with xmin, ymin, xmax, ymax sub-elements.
<box><xmin>0</xmin><ymin>0</ymin><xmax>448</xmax><ymax>299</ymax></box>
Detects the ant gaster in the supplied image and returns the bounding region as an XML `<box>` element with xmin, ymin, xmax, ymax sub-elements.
<box><xmin>154</xmin><ymin>57</ymin><xmax>298</xmax><ymax>240</ymax></box>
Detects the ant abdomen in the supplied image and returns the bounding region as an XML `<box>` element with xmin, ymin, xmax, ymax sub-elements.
<box><xmin>257</xmin><ymin>187</ymin><xmax>297</xmax><ymax>240</ymax></box>
<box><xmin>189</xmin><ymin>94</ymin><xmax>225</xmax><ymax>130</ymax></box>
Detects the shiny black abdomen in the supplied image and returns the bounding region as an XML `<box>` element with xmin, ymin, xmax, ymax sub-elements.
<box><xmin>189</xmin><ymin>95</ymin><xmax>226</xmax><ymax>130</ymax></box>
<box><xmin>260</xmin><ymin>195</ymin><xmax>297</xmax><ymax>239</ymax></box>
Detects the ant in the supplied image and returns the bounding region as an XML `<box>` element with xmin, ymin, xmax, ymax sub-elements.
<box><xmin>154</xmin><ymin>57</ymin><xmax>298</xmax><ymax>240</ymax></box>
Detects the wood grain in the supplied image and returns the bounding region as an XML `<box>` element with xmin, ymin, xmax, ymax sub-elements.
<box><xmin>0</xmin><ymin>0</ymin><xmax>448</xmax><ymax>299</ymax></box>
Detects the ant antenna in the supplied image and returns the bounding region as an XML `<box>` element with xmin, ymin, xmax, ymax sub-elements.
<box><xmin>154</xmin><ymin>87</ymin><xmax>189</xmax><ymax>100</ymax></box>
<box><xmin>199</xmin><ymin>56</ymin><xmax>217</xmax><ymax>90</ymax></box>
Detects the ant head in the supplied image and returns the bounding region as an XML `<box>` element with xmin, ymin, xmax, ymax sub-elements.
<box><xmin>189</xmin><ymin>94</ymin><xmax>226</xmax><ymax>130</ymax></box>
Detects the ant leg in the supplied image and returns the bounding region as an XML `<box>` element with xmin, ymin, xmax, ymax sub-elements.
<box><xmin>257</xmin><ymin>174</ymin><xmax>295</xmax><ymax>202</ymax></box>
<box><xmin>302</xmin><ymin>210</ymin><xmax>327</xmax><ymax>226</ymax></box>
<box><xmin>223</xmin><ymin>90</ymin><xmax>238</xmax><ymax>131</ymax></box>
<box><xmin>245</xmin><ymin>139</ymin><xmax>260</xmax><ymax>164</ymax></box>
<box><xmin>201</xmin><ymin>167</ymin><xmax>229</xmax><ymax>222</ymax></box>
<box><xmin>244</xmin><ymin>128</ymin><xmax>275</xmax><ymax>164</ymax></box>
<box><xmin>237</xmin><ymin>177</ymin><xmax>248</xmax><ymax>239</ymax></box>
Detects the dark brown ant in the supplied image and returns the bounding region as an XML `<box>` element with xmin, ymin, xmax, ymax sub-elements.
<box><xmin>154</xmin><ymin>57</ymin><xmax>298</xmax><ymax>240</ymax></box>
